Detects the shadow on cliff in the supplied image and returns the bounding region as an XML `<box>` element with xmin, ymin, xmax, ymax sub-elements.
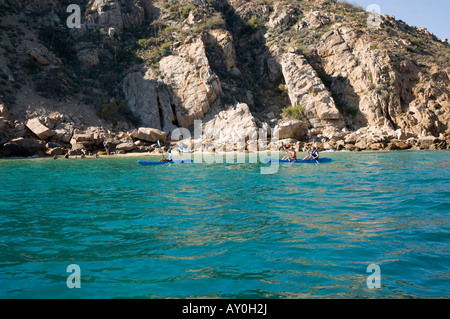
<box><xmin>206</xmin><ymin>0</ymin><xmax>290</xmax><ymax>118</ymax></box>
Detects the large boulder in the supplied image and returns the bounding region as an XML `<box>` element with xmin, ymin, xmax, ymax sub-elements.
<box><xmin>26</xmin><ymin>118</ymin><xmax>55</xmax><ymax>140</ymax></box>
<box><xmin>203</xmin><ymin>102</ymin><xmax>258</xmax><ymax>150</ymax></box>
<box><xmin>419</xmin><ymin>136</ymin><xmax>439</xmax><ymax>149</ymax></box>
<box><xmin>344</xmin><ymin>132</ymin><xmax>358</xmax><ymax>144</ymax></box>
<box><xmin>72</xmin><ymin>133</ymin><xmax>95</xmax><ymax>143</ymax></box>
<box><xmin>52</xmin><ymin>126</ymin><xmax>73</xmax><ymax>144</ymax></box>
<box><xmin>274</xmin><ymin>120</ymin><xmax>309</xmax><ymax>140</ymax></box>
<box><xmin>115</xmin><ymin>142</ymin><xmax>136</xmax><ymax>152</ymax></box>
<box><xmin>132</xmin><ymin>127</ymin><xmax>166</xmax><ymax>143</ymax></box>
<box><xmin>2</xmin><ymin>138</ymin><xmax>46</xmax><ymax>157</ymax></box>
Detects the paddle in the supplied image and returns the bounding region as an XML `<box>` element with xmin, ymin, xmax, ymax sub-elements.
<box><xmin>157</xmin><ymin>140</ymin><xmax>166</xmax><ymax>161</ymax></box>
<box><xmin>281</xmin><ymin>141</ymin><xmax>293</xmax><ymax>162</ymax></box>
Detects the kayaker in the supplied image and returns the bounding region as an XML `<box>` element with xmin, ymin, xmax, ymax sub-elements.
<box><xmin>282</xmin><ymin>147</ymin><xmax>297</xmax><ymax>161</ymax></box>
<box><xmin>159</xmin><ymin>148</ymin><xmax>173</xmax><ymax>162</ymax></box>
<box><xmin>303</xmin><ymin>146</ymin><xmax>319</xmax><ymax>160</ymax></box>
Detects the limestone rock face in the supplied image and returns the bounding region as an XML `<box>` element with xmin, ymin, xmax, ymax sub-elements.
<box><xmin>122</xmin><ymin>68</ymin><xmax>176</xmax><ymax>133</ymax></box>
<box><xmin>303</xmin><ymin>10</ymin><xmax>331</xmax><ymax>29</ymax></box>
<box><xmin>316</xmin><ymin>26</ymin><xmax>450</xmax><ymax>137</ymax></box>
<box><xmin>203</xmin><ymin>29</ymin><xmax>238</xmax><ymax>74</ymax></box>
<box><xmin>160</xmin><ymin>38</ymin><xmax>222</xmax><ymax>128</ymax></box>
<box><xmin>26</xmin><ymin>118</ymin><xmax>55</xmax><ymax>140</ymax></box>
<box><xmin>268</xmin><ymin>3</ymin><xmax>298</xmax><ymax>29</ymax></box>
<box><xmin>85</xmin><ymin>0</ymin><xmax>146</xmax><ymax>34</ymax></box>
<box><xmin>1</xmin><ymin>0</ymin><xmax>449</xmax><ymax>157</ymax></box>
<box><xmin>203</xmin><ymin>103</ymin><xmax>258</xmax><ymax>149</ymax></box>
<box><xmin>280</xmin><ymin>51</ymin><xmax>345</xmax><ymax>129</ymax></box>
<box><xmin>274</xmin><ymin>120</ymin><xmax>309</xmax><ymax>140</ymax></box>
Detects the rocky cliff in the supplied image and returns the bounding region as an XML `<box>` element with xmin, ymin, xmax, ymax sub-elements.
<box><xmin>0</xmin><ymin>0</ymin><xmax>449</xmax><ymax>157</ymax></box>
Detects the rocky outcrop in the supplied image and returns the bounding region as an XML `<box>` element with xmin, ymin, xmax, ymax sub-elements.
<box><xmin>316</xmin><ymin>26</ymin><xmax>449</xmax><ymax>137</ymax></box>
<box><xmin>85</xmin><ymin>0</ymin><xmax>146</xmax><ymax>34</ymax></box>
<box><xmin>280</xmin><ymin>50</ymin><xmax>346</xmax><ymax>137</ymax></box>
<box><xmin>28</xmin><ymin>45</ymin><xmax>62</xmax><ymax>67</ymax></box>
<box><xmin>159</xmin><ymin>38</ymin><xmax>222</xmax><ymax>128</ymax></box>
<box><xmin>115</xmin><ymin>141</ymin><xmax>136</xmax><ymax>152</ymax></box>
<box><xmin>203</xmin><ymin>29</ymin><xmax>241</xmax><ymax>76</ymax></box>
<box><xmin>131</xmin><ymin>127</ymin><xmax>166</xmax><ymax>143</ymax></box>
<box><xmin>268</xmin><ymin>3</ymin><xmax>298</xmax><ymax>29</ymax></box>
<box><xmin>1</xmin><ymin>138</ymin><xmax>46</xmax><ymax>157</ymax></box>
<box><xmin>122</xmin><ymin>68</ymin><xmax>176</xmax><ymax>133</ymax></box>
<box><xmin>203</xmin><ymin>102</ymin><xmax>258</xmax><ymax>150</ymax></box>
<box><xmin>274</xmin><ymin>120</ymin><xmax>309</xmax><ymax>140</ymax></box>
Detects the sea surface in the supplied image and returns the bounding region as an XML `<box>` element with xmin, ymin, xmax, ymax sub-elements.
<box><xmin>0</xmin><ymin>151</ymin><xmax>449</xmax><ymax>298</ymax></box>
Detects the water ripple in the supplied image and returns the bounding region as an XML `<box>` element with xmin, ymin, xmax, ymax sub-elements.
<box><xmin>0</xmin><ymin>151</ymin><xmax>449</xmax><ymax>298</ymax></box>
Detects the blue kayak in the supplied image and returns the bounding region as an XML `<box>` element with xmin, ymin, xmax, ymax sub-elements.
<box><xmin>264</xmin><ymin>158</ymin><xmax>332</xmax><ymax>164</ymax></box>
<box><xmin>138</xmin><ymin>159</ymin><xmax>193</xmax><ymax>166</ymax></box>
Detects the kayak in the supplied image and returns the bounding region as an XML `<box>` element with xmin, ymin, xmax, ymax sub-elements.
<box><xmin>264</xmin><ymin>158</ymin><xmax>332</xmax><ymax>164</ymax></box>
<box><xmin>137</xmin><ymin>159</ymin><xmax>193</xmax><ymax>166</ymax></box>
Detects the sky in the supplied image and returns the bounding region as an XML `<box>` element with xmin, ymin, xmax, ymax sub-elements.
<box><xmin>338</xmin><ymin>0</ymin><xmax>450</xmax><ymax>40</ymax></box>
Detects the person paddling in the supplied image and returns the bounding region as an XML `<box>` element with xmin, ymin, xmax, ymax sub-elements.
<box><xmin>159</xmin><ymin>148</ymin><xmax>173</xmax><ymax>162</ymax></box>
<box><xmin>303</xmin><ymin>146</ymin><xmax>319</xmax><ymax>160</ymax></box>
<box><xmin>282</xmin><ymin>147</ymin><xmax>297</xmax><ymax>161</ymax></box>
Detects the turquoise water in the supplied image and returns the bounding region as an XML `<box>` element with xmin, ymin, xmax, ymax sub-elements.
<box><xmin>0</xmin><ymin>151</ymin><xmax>449</xmax><ymax>298</ymax></box>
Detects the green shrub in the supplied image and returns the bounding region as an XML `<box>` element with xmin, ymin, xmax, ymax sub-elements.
<box><xmin>201</xmin><ymin>15</ymin><xmax>226</xmax><ymax>31</ymax></box>
<box><xmin>346</xmin><ymin>105</ymin><xmax>358</xmax><ymax>116</ymax></box>
<box><xmin>37</xmin><ymin>26</ymin><xmax>78</xmax><ymax>66</ymax></box>
<box><xmin>243</xmin><ymin>15</ymin><xmax>262</xmax><ymax>30</ymax></box>
<box><xmin>409</xmin><ymin>36</ymin><xmax>421</xmax><ymax>46</ymax></box>
<box><xmin>278</xmin><ymin>83</ymin><xmax>288</xmax><ymax>93</ymax></box>
<box><xmin>180</xmin><ymin>4</ymin><xmax>196</xmax><ymax>19</ymax></box>
<box><xmin>282</xmin><ymin>105</ymin><xmax>307</xmax><ymax>121</ymax></box>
